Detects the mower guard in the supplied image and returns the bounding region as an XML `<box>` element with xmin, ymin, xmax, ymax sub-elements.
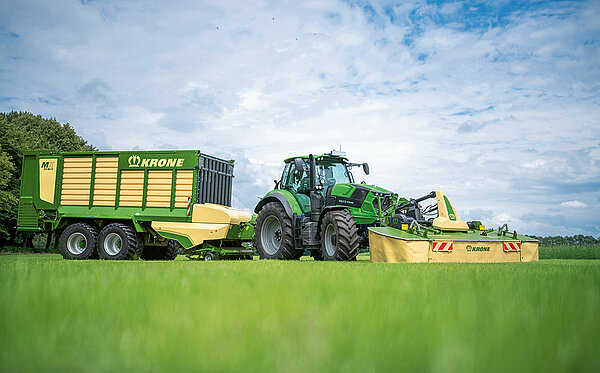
<box><xmin>368</xmin><ymin>226</ymin><xmax>539</xmax><ymax>263</ymax></box>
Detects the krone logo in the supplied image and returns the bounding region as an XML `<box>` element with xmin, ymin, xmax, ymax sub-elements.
<box><xmin>128</xmin><ymin>155</ymin><xmax>141</xmax><ymax>167</ymax></box>
<box><xmin>466</xmin><ymin>245</ymin><xmax>490</xmax><ymax>252</ymax></box>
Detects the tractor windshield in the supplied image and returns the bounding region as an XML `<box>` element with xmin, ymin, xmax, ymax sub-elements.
<box><xmin>318</xmin><ymin>162</ymin><xmax>353</xmax><ymax>187</ymax></box>
<box><xmin>280</xmin><ymin>159</ymin><xmax>354</xmax><ymax>197</ymax></box>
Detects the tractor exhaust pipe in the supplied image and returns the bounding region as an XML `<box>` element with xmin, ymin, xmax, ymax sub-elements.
<box><xmin>309</xmin><ymin>154</ymin><xmax>321</xmax><ymax>222</ymax></box>
<box><xmin>309</xmin><ymin>154</ymin><xmax>316</xmax><ymax>191</ymax></box>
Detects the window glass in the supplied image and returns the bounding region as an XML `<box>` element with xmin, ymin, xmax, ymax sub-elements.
<box><xmin>318</xmin><ymin>162</ymin><xmax>351</xmax><ymax>187</ymax></box>
<box><xmin>285</xmin><ymin>161</ymin><xmax>310</xmax><ymax>196</ymax></box>
<box><xmin>280</xmin><ymin>163</ymin><xmax>291</xmax><ymax>189</ymax></box>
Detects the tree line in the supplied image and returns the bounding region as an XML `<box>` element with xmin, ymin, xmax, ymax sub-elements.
<box><xmin>528</xmin><ymin>235</ymin><xmax>600</xmax><ymax>247</ymax></box>
<box><xmin>0</xmin><ymin>111</ymin><xmax>95</xmax><ymax>247</ymax></box>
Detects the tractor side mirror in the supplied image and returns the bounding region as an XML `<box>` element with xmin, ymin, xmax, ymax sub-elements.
<box><xmin>362</xmin><ymin>163</ymin><xmax>370</xmax><ymax>175</ymax></box>
<box><xmin>294</xmin><ymin>158</ymin><xmax>304</xmax><ymax>172</ymax></box>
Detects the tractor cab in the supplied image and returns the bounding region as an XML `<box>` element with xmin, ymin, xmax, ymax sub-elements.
<box><xmin>278</xmin><ymin>151</ymin><xmax>368</xmax><ymax>213</ymax></box>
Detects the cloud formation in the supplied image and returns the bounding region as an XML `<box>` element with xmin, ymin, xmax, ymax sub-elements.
<box><xmin>1</xmin><ymin>0</ymin><xmax>599</xmax><ymax>235</ymax></box>
<box><xmin>559</xmin><ymin>200</ymin><xmax>586</xmax><ymax>208</ymax></box>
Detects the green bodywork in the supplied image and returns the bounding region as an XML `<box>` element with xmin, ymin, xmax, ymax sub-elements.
<box><xmin>184</xmin><ymin>220</ymin><xmax>255</xmax><ymax>259</ymax></box>
<box><xmin>443</xmin><ymin>195</ymin><xmax>457</xmax><ymax>221</ymax></box>
<box><xmin>369</xmin><ymin>225</ymin><xmax>538</xmax><ymax>242</ymax></box>
<box><xmin>283</xmin><ymin>153</ymin><xmax>348</xmax><ymax>163</ymax></box>
<box><xmin>264</xmin><ymin>189</ymin><xmax>305</xmax><ymax>215</ymax></box>
<box><xmin>328</xmin><ymin>183</ymin><xmax>397</xmax><ymax>225</ymax></box>
<box><xmin>18</xmin><ymin>149</ymin><xmax>201</xmax><ymax>233</ymax></box>
<box><xmin>185</xmin><ymin>242</ymin><xmax>254</xmax><ymax>260</ymax></box>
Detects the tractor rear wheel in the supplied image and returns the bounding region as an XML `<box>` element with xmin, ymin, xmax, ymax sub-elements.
<box><xmin>59</xmin><ymin>222</ymin><xmax>99</xmax><ymax>260</ymax></box>
<box><xmin>320</xmin><ymin>210</ymin><xmax>359</xmax><ymax>261</ymax></box>
<box><xmin>255</xmin><ymin>202</ymin><xmax>297</xmax><ymax>259</ymax></box>
<box><xmin>97</xmin><ymin>223</ymin><xmax>143</xmax><ymax>260</ymax></box>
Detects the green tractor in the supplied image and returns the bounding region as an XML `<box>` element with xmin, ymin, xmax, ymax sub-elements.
<box><xmin>254</xmin><ymin>151</ymin><xmax>539</xmax><ymax>263</ymax></box>
<box><xmin>254</xmin><ymin>151</ymin><xmax>393</xmax><ymax>261</ymax></box>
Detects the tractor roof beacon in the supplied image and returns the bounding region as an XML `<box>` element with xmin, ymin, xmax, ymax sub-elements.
<box><xmin>254</xmin><ymin>151</ymin><xmax>389</xmax><ymax>261</ymax></box>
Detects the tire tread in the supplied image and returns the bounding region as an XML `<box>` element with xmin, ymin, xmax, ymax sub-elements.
<box><xmin>255</xmin><ymin>202</ymin><xmax>298</xmax><ymax>260</ymax></box>
<box><xmin>98</xmin><ymin>223</ymin><xmax>142</xmax><ymax>260</ymax></box>
<box><xmin>320</xmin><ymin>210</ymin><xmax>359</xmax><ymax>261</ymax></box>
<box><xmin>59</xmin><ymin>222</ymin><xmax>99</xmax><ymax>260</ymax></box>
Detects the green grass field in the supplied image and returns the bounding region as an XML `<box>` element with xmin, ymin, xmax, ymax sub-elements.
<box><xmin>1</xmin><ymin>254</ymin><xmax>599</xmax><ymax>372</ymax></box>
<box><xmin>539</xmin><ymin>244</ymin><xmax>600</xmax><ymax>259</ymax></box>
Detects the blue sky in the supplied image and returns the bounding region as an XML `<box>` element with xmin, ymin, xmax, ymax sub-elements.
<box><xmin>1</xmin><ymin>0</ymin><xmax>599</xmax><ymax>236</ymax></box>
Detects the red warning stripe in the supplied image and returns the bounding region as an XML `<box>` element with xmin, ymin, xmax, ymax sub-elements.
<box><xmin>503</xmin><ymin>242</ymin><xmax>521</xmax><ymax>252</ymax></box>
<box><xmin>433</xmin><ymin>241</ymin><xmax>453</xmax><ymax>252</ymax></box>
<box><xmin>187</xmin><ymin>197</ymin><xmax>192</xmax><ymax>216</ymax></box>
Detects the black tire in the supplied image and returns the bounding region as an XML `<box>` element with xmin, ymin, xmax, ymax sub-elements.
<box><xmin>141</xmin><ymin>239</ymin><xmax>179</xmax><ymax>261</ymax></box>
<box><xmin>59</xmin><ymin>223</ymin><xmax>99</xmax><ymax>260</ymax></box>
<box><xmin>310</xmin><ymin>249</ymin><xmax>324</xmax><ymax>261</ymax></box>
<box><xmin>255</xmin><ymin>202</ymin><xmax>297</xmax><ymax>260</ymax></box>
<box><xmin>320</xmin><ymin>210</ymin><xmax>359</xmax><ymax>261</ymax></box>
<box><xmin>204</xmin><ymin>252</ymin><xmax>217</xmax><ymax>261</ymax></box>
<box><xmin>97</xmin><ymin>223</ymin><xmax>143</xmax><ymax>260</ymax></box>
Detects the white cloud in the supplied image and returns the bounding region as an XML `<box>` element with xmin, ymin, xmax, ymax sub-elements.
<box><xmin>439</xmin><ymin>2</ymin><xmax>462</xmax><ymax>15</ymax></box>
<box><xmin>559</xmin><ymin>200</ymin><xmax>586</xmax><ymax>208</ymax></box>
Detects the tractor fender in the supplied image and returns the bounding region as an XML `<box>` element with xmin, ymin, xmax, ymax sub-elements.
<box><xmin>254</xmin><ymin>191</ymin><xmax>298</xmax><ymax>219</ymax></box>
<box><xmin>317</xmin><ymin>206</ymin><xmax>350</xmax><ymax>235</ymax></box>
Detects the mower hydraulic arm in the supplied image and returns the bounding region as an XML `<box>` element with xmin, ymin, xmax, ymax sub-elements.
<box><xmin>396</xmin><ymin>191</ymin><xmax>436</xmax><ymax>211</ymax></box>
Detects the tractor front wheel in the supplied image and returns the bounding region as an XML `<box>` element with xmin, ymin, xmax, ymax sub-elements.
<box><xmin>255</xmin><ymin>202</ymin><xmax>297</xmax><ymax>259</ymax></box>
<box><xmin>320</xmin><ymin>210</ymin><xmax>359</xmax><ymax>261</ymax></box>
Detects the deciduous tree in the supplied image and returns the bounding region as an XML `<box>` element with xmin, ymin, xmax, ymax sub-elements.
<box><xmin>0</xmin><ymin>112</ymin><xmax>95</xmax><ymax>246</ymax></box>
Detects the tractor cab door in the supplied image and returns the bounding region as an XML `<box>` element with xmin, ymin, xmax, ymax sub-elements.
<box><xmin>320</xmin><ymin>166</ymin><xmax>335</xmax><ymax>204</ymax></box>
<box><xmin>281</xmin><ymin>161</ymin><xmax>311</xmax><ymax>213</ymax></box>
<box><xmin>279</xmin><ymin>159</ymin><xmax>353</xmax><ymax>213</ymax></box>
<box><xmin>316</xmin><ymin>161</ymin><xmax>352</xmax><ymax>206</ymax></box>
